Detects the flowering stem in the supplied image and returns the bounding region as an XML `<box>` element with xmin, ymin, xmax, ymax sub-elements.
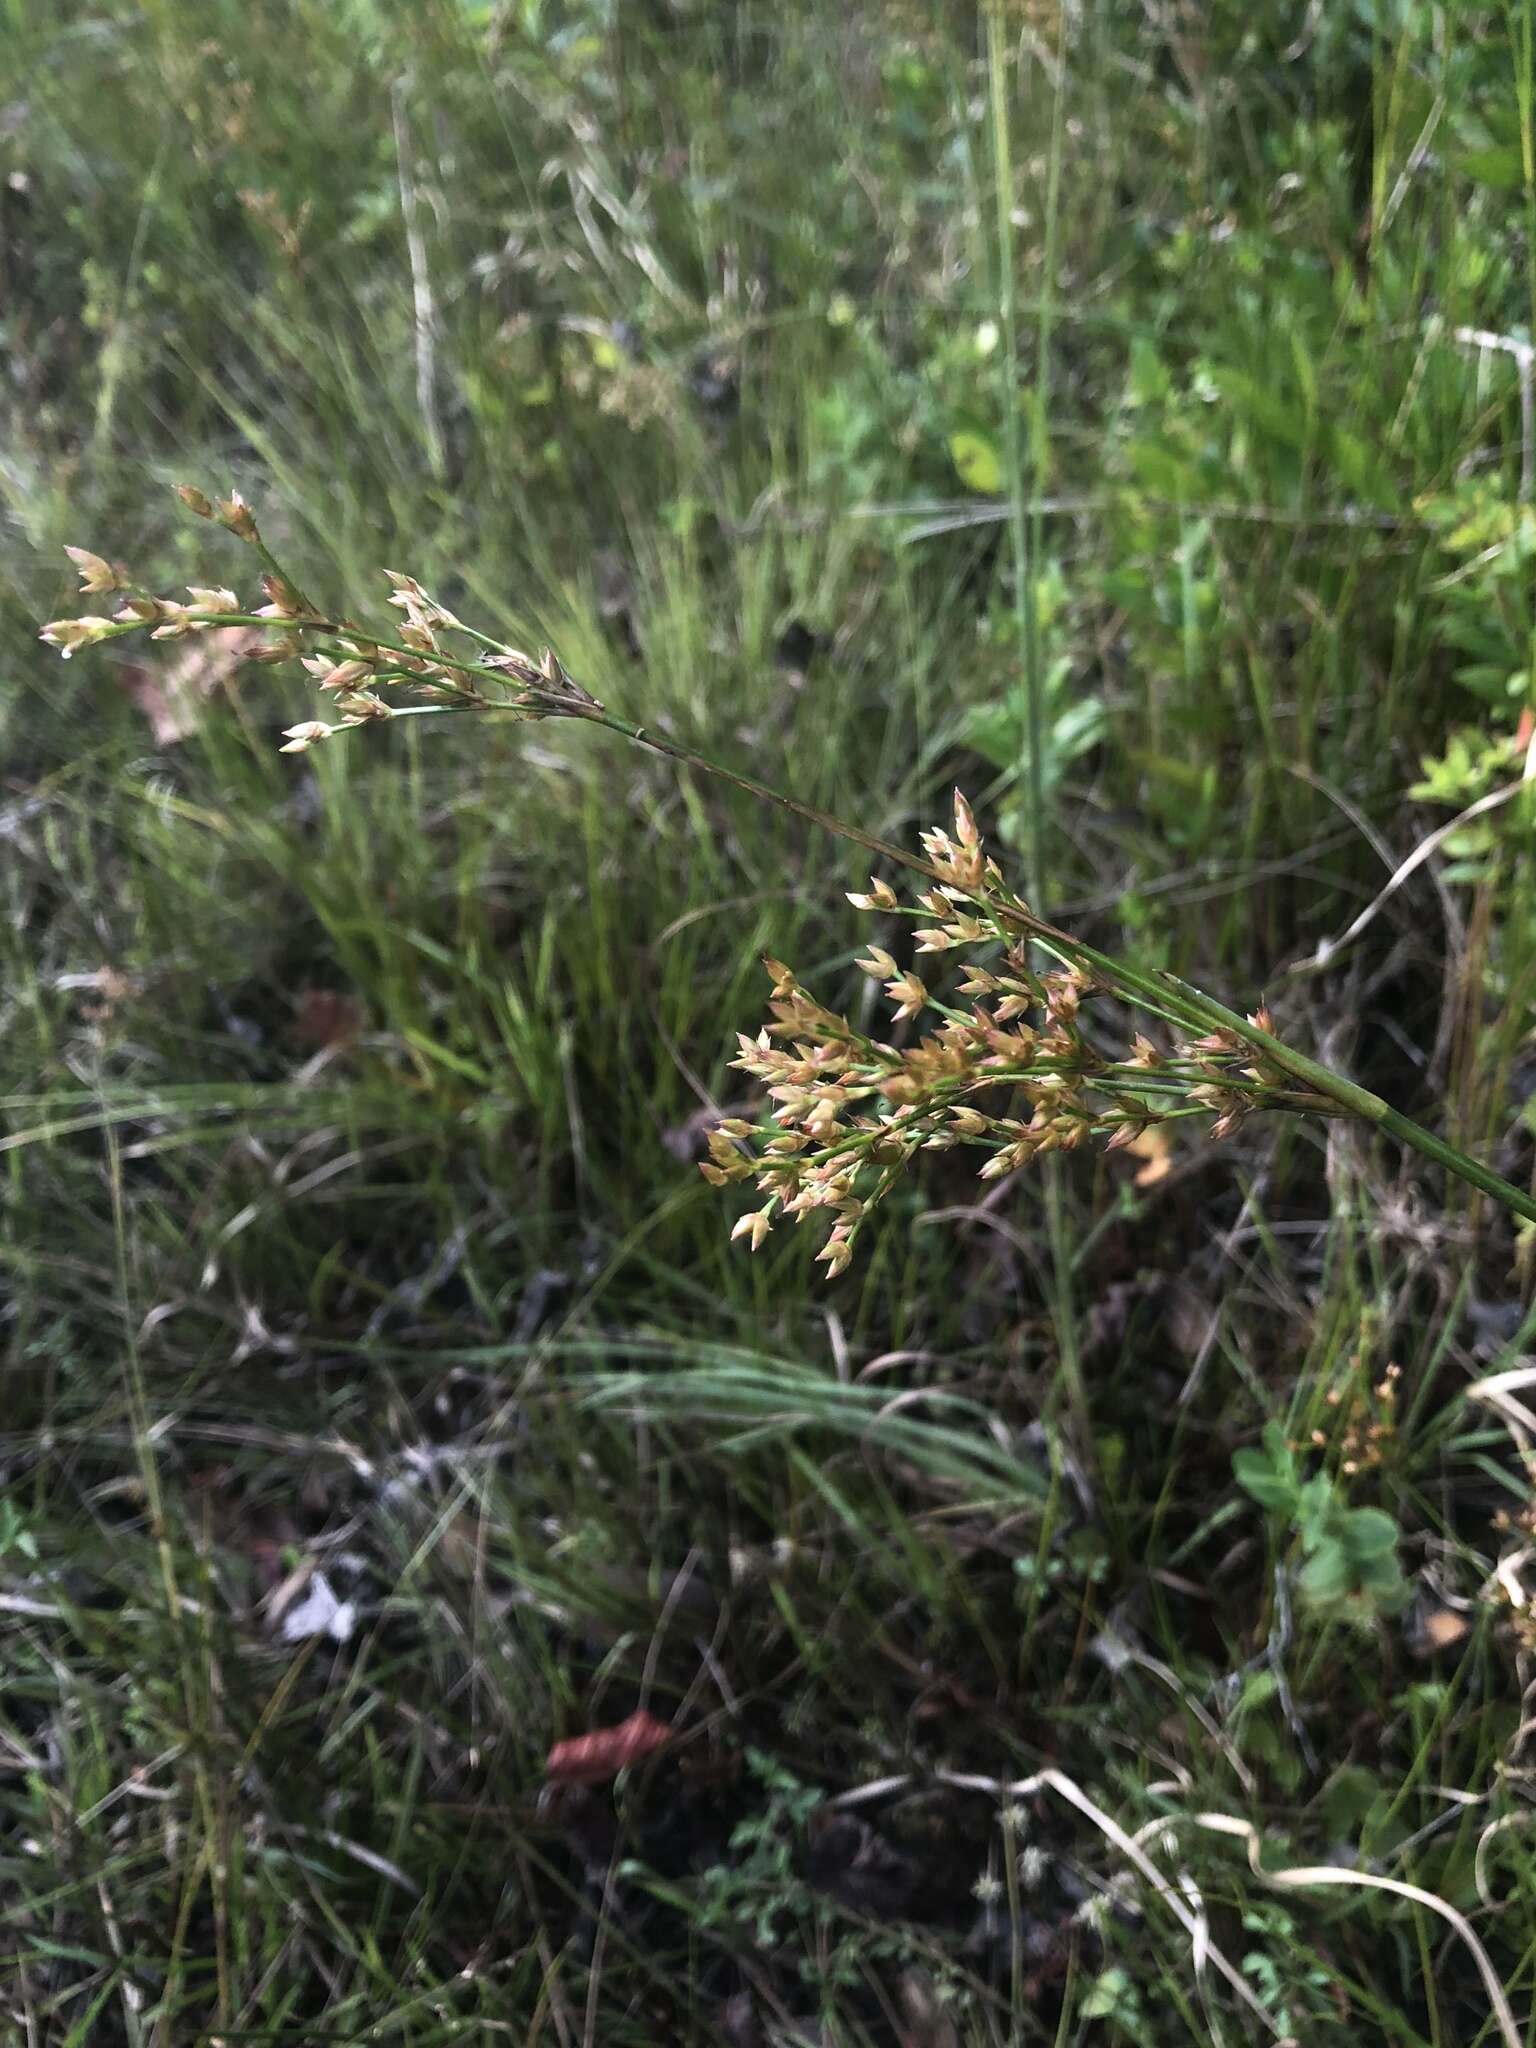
<box><xmin>52</xmin><ymin>563</ymin><xmax>1536</xmax><ymax>1229</ymax></box>
<box><xmin>560</xmin><ymin>703</ymin><xmax>1536</xmax><ymax>1227</ymax></box>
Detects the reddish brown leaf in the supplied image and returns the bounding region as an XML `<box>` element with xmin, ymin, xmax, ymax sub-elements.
<box><xmin>293</xmin><ymin>988</ymin><xmax>363</xmax><ymax>1050</ymax></box>
<box><xmin>546</xmin><ymin>1708</ymin><xmax>673</xmax><ymax>1786</ymax></box>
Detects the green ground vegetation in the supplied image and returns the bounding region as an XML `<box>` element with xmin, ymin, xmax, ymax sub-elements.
<box><xmin>4</xmin><ymin>2</ymin><xmax>1536</xmax><ymax>2042</ymax></box>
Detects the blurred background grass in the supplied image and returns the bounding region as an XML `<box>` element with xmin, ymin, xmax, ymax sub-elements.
<box><xmin>4</xmin><ymin>2</ymin><xmax>1536</xmax><ymax>2042</ymax></box>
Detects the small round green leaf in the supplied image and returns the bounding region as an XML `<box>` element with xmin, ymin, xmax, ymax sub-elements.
<box><xmin>948</xmin><ymin>430</ymin><xmax>1003</xmax><ymax>496</ymax></box>
<box><xmin>1344</xmin><ymin>1509</ymin><xmax>1400</xmax><ymax>1558</ymax></box>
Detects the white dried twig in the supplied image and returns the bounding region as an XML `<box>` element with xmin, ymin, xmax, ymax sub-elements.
<box><xmin>1291</xmin><ymin>782</ymin><xmax>1521</xmax><ymax>976</ymax></box>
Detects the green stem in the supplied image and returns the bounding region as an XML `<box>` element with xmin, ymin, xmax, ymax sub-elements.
<box><xmin>987</xmin><ymin>2</ymin><xmax>1046</xmax><ymax>912</ymax></box>
<box><xmin>989</xmin><ymin>0</ymin><xmax>1086</xmax><ymax>1454</ymax></box>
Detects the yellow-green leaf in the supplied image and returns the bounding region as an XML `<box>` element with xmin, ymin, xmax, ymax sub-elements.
<box><xmin>948</xmin><ymin>430</ymin><xmax>1003</xmax><ymax>495</ymax></box>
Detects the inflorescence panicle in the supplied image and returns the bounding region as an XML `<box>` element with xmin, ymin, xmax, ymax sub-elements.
<box><xmin>41</xmin><ymin>484</ymin><xmax>604</xmax><ymax>751</ymax></box>
<box><xmin>703</xmin><ymin>791</ymin><xmax>1333</xmax><ymax>1273</ymax></box>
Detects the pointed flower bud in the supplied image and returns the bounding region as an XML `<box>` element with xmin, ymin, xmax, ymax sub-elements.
<box><xmin>65</xmin><ymin>547</ymin><xmax>130</xmax><ymax>595</ymax></box>
<box><xmin>40</xmin><ymin>616</ymin><xmax>114</xmax><ymax>658</ymax></box>
<box><xmin>278</xmin><ymin>720</ymin><xmax>336</xmax><ymax>753</ymax></box>
<box><xmin>217</xmin><ymin>493</ymin><xmax>260</xmax><ymax>541</ymax></box>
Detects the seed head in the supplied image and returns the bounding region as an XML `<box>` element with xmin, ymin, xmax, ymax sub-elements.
<box><xmin>149</xmin><ymin>603</ymin><xmax>197</xmax><ymax>640</ymax></box>
<box><xmin>885</xmin><ymin>971</ymin><xmax>928</xmax><ymax>1021</ymax></box>
<box><xmin>64</xmin><ymin>547</ymin><xmax>130</xmax><ymax>596</ymax></box>
<box><xmin>1103</xmin><ymin>1120</ymin><xmax>1149</xmax><ymax>1152</ymax></box>
<box><xmin>306</xmin><ymin>657</ymin><xmax>373</xmax><ymax>694</ymax></box>
<box><xmin>816</xmin><ymin>1232</ymin><xmax>854</xmax><ymax>1276</ymax></box>
<box><xmin>42</xmin><ymin>616</ymin><xmax>117</xmax><ymax>658</ymax></box>
<box><xmin>731</xmin><ymin>1209</ymin><xmax>773</xmax><ymax>1251</ymax></box>
<box><xmin>259</xmin><ymin>574</ymin><xmax>306</xmax><ymax>618</ymax></box>
<box><xmin>332</xmin><ymin>691</ymin><xmax>393</xmax><ymax>722</ymax></box>
<box><xmin>384</xmin><ymin>570</ymin><xmax>461</xmax><ymax>634</ymax></box>
<box><xmin>279</xmin><ymin>720</ymin><xmax>336</xmax><ymax>754</ymax></box>
<box><xmin>247</xmin><ymin>634</ymin><xmax>301</xmax><ymax>665</ymax></box>
<box><xmin>217</xmin><ymin>492</ymin><xmax>260</xmax><ymax>542</ymax></box>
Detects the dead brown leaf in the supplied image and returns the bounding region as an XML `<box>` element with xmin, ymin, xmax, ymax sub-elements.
<box><xmin>1407</xmin><ymin>1603</ymin><xmax>1472</xmax><ymax>1656</ymax></box>
<box><xmin>1124</xmin><ymin>1123</ymin><xmax>1173</xmax><ymax>1186</ymax></box>
<box><xmin>70</xmin><ymin>963</ymin><xmax>138</xmax><ymax>1021</ymax></box>
<box><xmin>115</xmin><ymin>626</ymin><xmax>261</xmax><ymax>745</ymax></box>
<box><xmin>293</xmin><ymin>988</ymin><xmax>364</xmax><ymax>1050</ymax></box>
<box><xmin>805</xmin><ymin>1810</ymin><xmax>917</xmax><ymax>1916</ymax></box>
<box><xmin>186</xmin><ymin>1465</ymin><xmax>300</xmax><ymax>1599</ymax></box>
<box><xmin>546</xmin><ymin>1709</ymin><xmax>674</xmax><ymax>1786</ymax></box>
<box><xmin>1167</xmin><ymin>1279</ymin><xmax>1216</xmax><ymax>1362</ymax></box>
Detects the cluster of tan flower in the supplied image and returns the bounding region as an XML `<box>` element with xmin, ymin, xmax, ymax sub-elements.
<box><xmin>38</xmin><ymin>541</ymin><xmax>241</xmax><ymax>658</ymax></box>
<box><xmin>1317</xmin><ymin>1360</ymin><xmax>1401</xmax><ymax>1476</ymax></box>
<box><xmin>39</xmin><ymin>486</ymin><xmax>602</xmax><ymax>754</ymax></box>
<box><xmin>705</xmin><ymin>792</ymin><xmax>1300</xmax><ymax>1272</ymax></box>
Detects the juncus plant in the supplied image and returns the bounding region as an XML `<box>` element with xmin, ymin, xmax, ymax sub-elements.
<box><xmin>44</xmin><ymin>488</ymin><xmax>1536</xmax><ymax>1259</ymax></box>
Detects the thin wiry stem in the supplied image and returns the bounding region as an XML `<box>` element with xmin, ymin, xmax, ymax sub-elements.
<box><xmin>985</xmin><ymin>2</ymin><xmax>1086</xmax><ymax>1444</ymax></box>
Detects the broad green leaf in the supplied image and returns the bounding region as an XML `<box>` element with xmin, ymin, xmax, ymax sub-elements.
<box><xmin>1458</xmin><ymin>145</ymin><xmax>1523</xmax><ymax>190</ymax></box>
<box><xmin>1322</xmin><ymin>1763</ymin><xmax>1385</xmax><ymax>1837</ymax></box>
<box><xmin>1233</xmin><ymin>1450</ymin><xmax>1295</xmax><ymax>1512</ymax></box>
<box><xmin>1261</xmin><ymin>1420</ymin><xmax>1293</xmax><ymax>1469</ymax></box>
<box><xmin>1128</xmin><ymin>335</ymin><xmax>1171</xmax><ymax>406</ymax></box>
<box><xmin>1296</xmin><ymin>1473</ymin><xmax>1334</xmax><ymax>1537</ymax></box>
<box><xmin>1127</xmin><ymin>438</ymin><xmax>1194</xmax><ymax>497</ymax></box>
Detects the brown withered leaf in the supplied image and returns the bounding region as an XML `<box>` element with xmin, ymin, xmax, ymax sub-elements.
<box><xmin>1124</xmin><ymin>1123</ymin><xmax>1173</xmax><ymax>1186</ymax></box>
<box><xmin>293</xmin><ymin>988</ymin><xmax>364</xmax><ymax>1050</ymax></box>
<box><xmin>116</xmin><ymin>626</ymin><xmax>261</xmax><ymax>745</ymax></box>
<box><xmin>63</xmin><ymin>963</ymin><xmax>138</xmax><ymax>1022</ymax></box>
<box><xmin>185</xmin><ymin>1465</ymin><xmax>300</xmax><ymax>1601</ymax></box>
<box><xmin>1167</xmin><ymin>1279</ymin><xmax>1216</xmax><ymax>1362</ymax></box>
<box><xmin>546</xmin><ymin>1708</ymin><xmax>673</xmax><ymax>1786</ymax></box>
<box><xmin>1405</xmin><ymin>1601</ymin><xmax>1472</xmax><ymax>1657</ymax></box>
<box><xmin>715</xmin><ymin>1992</ymin><xmax>764</xmax><ymax>2048</ymax></box>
